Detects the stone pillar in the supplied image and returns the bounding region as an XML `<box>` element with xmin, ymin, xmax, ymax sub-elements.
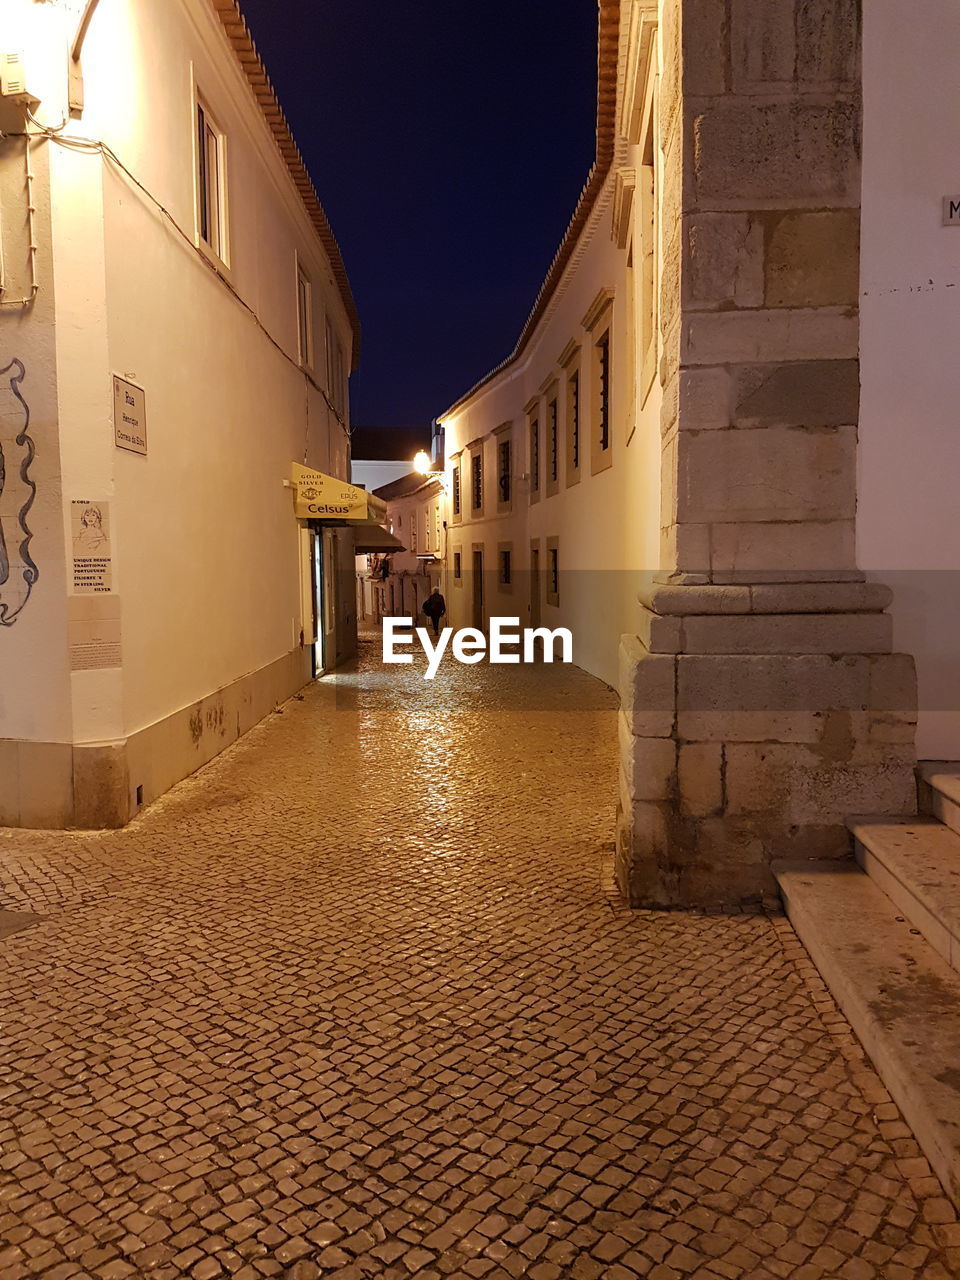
<box><xmin>616</xmin><ymin>0</ymin><xmax>918</xmax><ymax>907</ymax></box>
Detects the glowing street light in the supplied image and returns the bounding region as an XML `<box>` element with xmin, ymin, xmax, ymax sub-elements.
<box><xmin>413</xmin><ymin>450</ymin><xmax>432</xmax><ymax>474</ymax></box>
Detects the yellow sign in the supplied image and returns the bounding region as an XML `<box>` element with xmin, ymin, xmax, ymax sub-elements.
<box><xmin>291</xmin><ymin>463</ymin><xmax>368</xmax><ymax>520</ymax></box>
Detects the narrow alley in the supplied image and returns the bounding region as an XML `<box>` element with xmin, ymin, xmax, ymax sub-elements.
<box><xmin>1</xmin><ymin>640</ymin><xmax>957</xmax><ymax>1280</ymax></box>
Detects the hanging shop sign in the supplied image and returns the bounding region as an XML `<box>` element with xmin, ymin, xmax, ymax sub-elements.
<box><xmin>291</xmin><ymin>463</ymin><xmax>368</xmax><ymax>520</ymax></box>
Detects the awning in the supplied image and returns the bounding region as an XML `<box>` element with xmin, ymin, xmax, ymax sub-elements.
<box><xmin>353</xmin><ymin>525</ymin><xmax>406</xmax><ymax>553</ymax></box>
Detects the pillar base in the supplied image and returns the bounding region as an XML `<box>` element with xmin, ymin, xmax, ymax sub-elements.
<box><xmin>616</xmin><ymin>588</ymin><xmax>919</xmax><ymax>909</ymax></box>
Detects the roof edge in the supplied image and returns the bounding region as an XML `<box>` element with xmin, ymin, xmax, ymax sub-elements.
<box><xmin>439</xmin><ymin>0</ymin><xmax>621</xmax><ymax>420</ymax></box>
<box><xmin>211</xmin><ymin>0</ymin><xmax>361</xmax><ymax>370</ymax></box>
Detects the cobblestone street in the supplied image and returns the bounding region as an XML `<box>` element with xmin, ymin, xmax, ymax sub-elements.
<box><xmin>1</xmin><ymin>639</ymin><xmax>958</xmax><ymax>1280</ymax></box>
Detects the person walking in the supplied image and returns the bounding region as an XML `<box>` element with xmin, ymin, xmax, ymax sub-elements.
<box><xmin>421</xmin><ymin>588</ymin><xmax>446</xmax><ymax>637</ymax></box>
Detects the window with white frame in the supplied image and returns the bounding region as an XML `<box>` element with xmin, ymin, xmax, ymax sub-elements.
<box><xmin>568</xmin><ymin>368</ymin><xmax>580</xmax><ymax>474</ymax></box>
<box><xmin>325</xmin><ymin>317</ymin><xmax>346</xmax><ymax>417</ymax></box>
<box><xmin>548</xmin><ymin>397</ymin><xmax>559</xmax><ymax>485</ymax></box>
<box><xmin>197</xmin><ymin>99</ymin><xmax>226</xmax><ymax>260</ymax></box>
<box><xmin>297</xmin><ymin>265</ymin><xmax>313</xmax><ymax>369</ymax></box>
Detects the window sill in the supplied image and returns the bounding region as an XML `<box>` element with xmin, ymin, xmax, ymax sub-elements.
<box><xmin>591</xmin><ymin>449</ymin><xmax>614</xmax><ymax>476</ymax></box>
<box><xmin>197</xmin><ymin>234</ymin><xmax>232</xmax><ymax>283</ymax></box>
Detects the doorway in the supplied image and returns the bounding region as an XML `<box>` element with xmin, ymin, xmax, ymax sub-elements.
<box><xmin>472</xmin><ymin>548</ymin><xmax>484</xmax><ymax>630</ymax></box>
<box><xmin>320</xmin><ymin>527</ymin><xmax>330</xmax><ymax>675</ymax></box>
<box><xmin>530</xmin><ymin>546</ymin><xmax>541</xmax><ymax>629</ymax></box>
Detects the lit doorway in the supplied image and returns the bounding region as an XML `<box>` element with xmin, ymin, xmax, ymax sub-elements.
<box><xmin>320</xmin><ymin>529</ymin><xmax>330</xmax><ymax>675</ymax></box>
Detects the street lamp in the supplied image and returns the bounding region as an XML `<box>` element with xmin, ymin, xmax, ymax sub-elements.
<box><xmin>413</xmin><ymin>450</ymin><xmax>432</xmax><ymax>474</ymax></box>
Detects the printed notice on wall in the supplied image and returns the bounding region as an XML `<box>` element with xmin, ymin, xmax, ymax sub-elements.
<box><xmin>71</xmin><ymin>499</ymin><xmax>113</xmax><ymax>594</ymax></box>
<box><xmin>68</xmin><ymin>596</ymin><xmax>122</xmax><ymax>671</ymax></box>
<box><xmin>113</xmin><ymin>375</ymin><xmax>147</xmax><ymax>455</ymax></box>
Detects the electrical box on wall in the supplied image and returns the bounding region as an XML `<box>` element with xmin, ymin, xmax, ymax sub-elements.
<box><xmin>0</xmin><ymin>52</ymin><xmax>39</xmax><ymax>131</ymax></box>
<box><xmin>0</xmin><ymin>52</ymin><xmax>37</xmax><ymax>103</ymax></box>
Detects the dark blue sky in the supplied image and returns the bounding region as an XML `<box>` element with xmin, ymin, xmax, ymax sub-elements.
<box><xmin>238</xmin><ymin>1</ymin><xmax>598</xmax><ymax>430</ymax></box>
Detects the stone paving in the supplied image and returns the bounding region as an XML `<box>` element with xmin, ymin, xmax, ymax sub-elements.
<box><xmin>1</xmin><ymin>638</ymin><xmax>958</xmax><ymax>1280</ymax></box>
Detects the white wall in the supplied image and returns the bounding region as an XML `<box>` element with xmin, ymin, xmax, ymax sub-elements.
<box><xmin>1</xmin><ymin>0</ymin><xmax>356</xmax><ymax>747</ymax></box>
<box><xmin>353</xmin><ymin>460</ymin><xmax>412</xmax><ymax>492</ymax></box>
<box><xmin>440</xmin><ymin>173</ymin><xmax>662</xmax><ymax>690</ymax></box>
<box><xmin>860</xmin><ymin>0</ymin><xmax>960</xmax><ymax>759</ymax></box>
<box><xmin>0</xmin><ymin>132</ymin><xmax>74</xmax><ymax>744</ymax></box>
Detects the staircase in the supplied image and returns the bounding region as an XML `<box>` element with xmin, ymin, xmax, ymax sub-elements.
<box><xmin>774</xmin><ymin>764</ymin><xmax>960</xmax><ymax>1207</ymax></box>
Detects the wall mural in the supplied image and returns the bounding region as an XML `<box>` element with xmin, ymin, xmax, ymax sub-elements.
<box><xmin>0</xmin><ymin>358</ymin><xmax>39</xmax><ymax>627</ymax></box>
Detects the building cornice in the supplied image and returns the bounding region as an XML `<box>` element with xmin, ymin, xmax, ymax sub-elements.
<box><xmin>581</xmin><ymin>286</ymin><xmax>615</xmax><ymax>332</ymax></box>
<box><xmin>440</xmin><ymin>0</ymin><xmax>621</xmax><ymax>419</ymax></box>
<box><xmin>557</xmin><ymin>337</ymin><xmax>582</xmax><ymax>369</ymax></box>
<box><xmin>210</xmin><ymin>0</ymin><xmax>361</xmax><ymax>370</ymax></box>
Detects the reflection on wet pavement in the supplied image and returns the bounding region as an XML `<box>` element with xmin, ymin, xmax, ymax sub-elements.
<box><xmin>0</xmin><ymin>639</ymin><xmax>956</xmax><ymax>1279</ymax></box>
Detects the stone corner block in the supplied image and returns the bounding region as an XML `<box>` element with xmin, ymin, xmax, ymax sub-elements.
<box><xmin>73</xmin><ymin>741</ymin><xmax>131</xmax><ymax>829</ymax></box>
<box><xmin>678</xmin><ymin>742</ymin><xmax>724</xmax><ymax>817</ymax></box>
<box><xmin>765</xmin><ymin>210</ymin><xmax>860</xmax><ymax>309</ymax></box>
<box><xmin>619</xmin><ymin>715</ymin><xmax>677</xmax><ymax>803</ymax></box>
<box><xmin>619</xmin><ymin>635</ymin><xmax>677</xmax><ymax>738</ymax></box>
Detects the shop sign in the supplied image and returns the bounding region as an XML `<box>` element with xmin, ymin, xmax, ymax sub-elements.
<box><xmin>291</xmin><ymin>463</ymin><xmax>367</xmax><ymax>520</ymax></box>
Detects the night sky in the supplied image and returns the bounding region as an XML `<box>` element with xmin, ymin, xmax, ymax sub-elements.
<box><xmin>237</xmin><ymin>1</ymin><xmax>599</xmax><ymax>432</ymax></box>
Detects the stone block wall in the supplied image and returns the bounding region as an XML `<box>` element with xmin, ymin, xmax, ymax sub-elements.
<box><xmin>616</xmin><ymin>0</ymin><xmax>919</xmax><ymax>907</ymax></box>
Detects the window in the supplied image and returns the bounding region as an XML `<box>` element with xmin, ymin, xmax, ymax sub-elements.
<box><xmin>326</xmin><ymin>318</ymin><xmax>346</xmax><ymax>418</ymax></box>
<box><xmin>453</xmin><ymin>551</ymin><xmax>462</xmax><ymax>579</ymax></box>
<box><xmin>584</xmin><ymin>290</ymin><xmax>614</xmax><ymax>474</ymax></box>
<box><xmin>411</xmin><ymin>514</ymin><xmax>417</xmax><ymax>552</ymax></box>
<box><xmin>296</xmin><ymin>266</ymin><xmax>313</xmax><ymax>368</ymax></box>
<box><xmin>452</xmin><ymin>462</ymin><xmax>461</xmax><ymax>516</ymax></box>
<box><xmin>597</xmin><ymin>330</ymin><xmax>610</xmax><ymax>452</ymax></box>
<box><xmin>640</xmin><ymin>101</ymin><xmax>659</xmax><ymax>403</ymax></box>
<box><xmin>471</xmin><ymin>451</ymin><xmax>483</xmax><ymax>511</ymax></box>
<box><xmin>197</xmin><ymin>100</ymin><xmax>226</xmax><ymax>260</ymax></box>
<box><xmin>625</xmin><ymin>240</ymin><xmax>637</xmax><ymax>446</ymax></box>
<box><xmin>499</xmin><ymin>549</ymin><xmax>512</xmax><ymax>586</ymax></box>
<box><xmin>548</xmin><ymin>398</ymin><xmax>559</xmax><ymax>486</ymax></box>
<box><xmin>529</xmin><ymin>416</ymin><xmax>540</xmax><ymax>498</ymax></box>
<box><xmin>498</xmin><ymin>438</ymin><xmax>511</xmax><ymax>504</ymax></box>
<box><xmin>569</xmin><ymin>370</ymin><xmax>580</xmax><ymax>473</ymax></box>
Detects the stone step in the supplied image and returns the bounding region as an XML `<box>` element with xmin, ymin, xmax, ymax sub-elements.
<box><xmin>920</xmin><ymin>763</ymin><xmax>960</xmax><ymax>839</ymax></box>
<box><xmin>849</xmin><ymin>816</ymin><xmax>960</xmax><ymax>974</ymax></box>
<box><xmin>774</xmin><ymin>860</ymin><xmax>960</xmax><ymax>1208</ymax></box>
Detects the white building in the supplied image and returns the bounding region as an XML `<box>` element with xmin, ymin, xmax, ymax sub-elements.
<box><xmin>367</xmin><ymin>471</ymin><xmax>444</xmax><ymax>626</ymax></box>
<box><xmin>439</xmin><ymin>0</ymin><xmax>955</xmax><ymax>916</ymax></box>
<box><xmin>350</xmin><ymin>425</ymin><xmax>431</xmax><ymax>496</ymax></box>
<box><xmin>0</xmin><ymin>0</ymin><xmax>359</xmax><ymax>827</ymax></box>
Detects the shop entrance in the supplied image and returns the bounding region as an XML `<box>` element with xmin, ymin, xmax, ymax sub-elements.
<box><xmin>311</xmin><ymin>529</ymin><xmax>337</xmax><ymax>676</ymax></box>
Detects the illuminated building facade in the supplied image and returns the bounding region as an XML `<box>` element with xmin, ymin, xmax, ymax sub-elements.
<box><xmin>441</xmin><ymin>0</ymin><xmax>957</xmax><ymax>909</ymax></box>
<box><xmin>0</xmin><ymin>0</ymin><xmax>358</xmax><ymax>826</ymax></box>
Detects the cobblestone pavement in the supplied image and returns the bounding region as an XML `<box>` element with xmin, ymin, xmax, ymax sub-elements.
<box><xmin>1</xmin><ymin>639</ymin><xmax>959</xmax><ymax>1280</ymax></box>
